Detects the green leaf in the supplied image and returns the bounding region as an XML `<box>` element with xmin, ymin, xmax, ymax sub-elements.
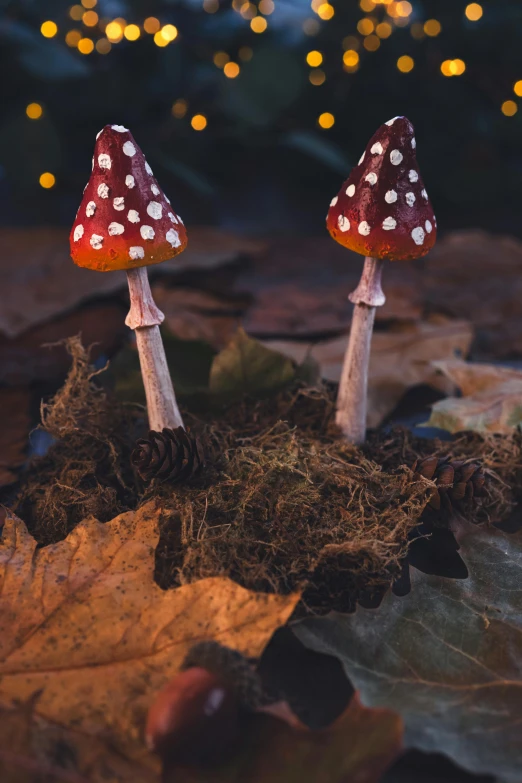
<box><xmin>208</xmin><ymin>328</ymin><xmax>295</xmax><ymax>399</ymax></box>
<box><xmin>294</xmin><ymin>520</ymin><xmax>522</xmax><ymax>782</ymax></box>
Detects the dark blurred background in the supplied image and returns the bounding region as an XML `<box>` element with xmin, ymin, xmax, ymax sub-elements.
<box><xmin>1</xmin><ymin>0</ymin><xmax>521</xmax><ymax>236</ymax></box>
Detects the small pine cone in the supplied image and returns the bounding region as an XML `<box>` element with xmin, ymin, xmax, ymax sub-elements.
<box><xmin>131</xmin><ymin>426</ymin><xmax>204</xmax><ymax>483</ymax></box>
<box><xmin>412</xmin><ymin>455</ymin><xmax>486</xmax><ymax>512</ymax></box>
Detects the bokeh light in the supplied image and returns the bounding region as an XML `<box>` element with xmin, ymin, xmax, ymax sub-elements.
<box><xmin>465</xmin><ymin>3</ymin><xmax>483</xmax><ymax>21</ymax></box>
<box><xmin>172</xmin><ymin>99</ymin><xmax>188</xmax><ymax>117</ymax></box>
<box><xmin>306</xmin><ymin>50</ymin><xmax>323</xmax><ymax>67</ymax></box>
<box><xmin>502</xmin><ymin>100</ymin><xmax>518</xmax><ymax>117</ymax></box>
<box><xmin>26</xmin><ymin>103</ymin><xmax>43</xmax><ymax>120</ymax></box>
<box><xmin>40</xmin><ymin>21</ymin><xmax>58</xmax><ymax>38</ymax></box>
<box><xmin>191</xmin><ymin>114</ymin><xmax>208</xmax><ymax>130</ymax></box>
<box><xmin>424</xmin><ymin>19</ymin><xmax>442</xmax><ymax>37</ymax></box>
<box><xmin>82</xmin><ymin>11</ymin><xmax>98</xmax><ymax>27</ymax></box>
<box><xmin>514</xmin><ymin>80</ymin><xmax>522</xmax><ymax>97</ymax></box>
<box><xmin>397</xmin><ymin>55</ymin><xmax>414</xmax><ymax>73</ymax></box>
<box><xmin>309</xmin><ymin>69</ymin><xmax>326</xmax><ymax>85</ymax></box>
<box><xmin>250</xmin><ymin>17</ymin><xmax>268</xmax><ymax>32</ymax></box>
<box><xmin>39</xmin><ymin>172</ymin><xmax>56</xmax><ymax>189</ymax></box>
<box><xmin>124</xmin><ymin>24</ymin><xmax>141</xmax><ymax>41</ymax></box>
<box><xmin>318</xmin><ymin>112</ymin><xmax>335</xmax><ymax>129</ymax></box>
<box><xmin>144</xmin><ymin>17</ymin><xmax>160</xmax><ymax>33</ymax></box>
<box><xmin>224</xmin><ymin>62</ymin><xmax>240</xmax><ymax>78</ymax></box>
<box><xmin>78</xmin><ymin>37</ymin><xmax>94</xmax><ymax>54</ymax></box>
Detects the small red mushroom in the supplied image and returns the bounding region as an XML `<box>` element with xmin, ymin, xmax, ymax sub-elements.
<box><xmin>326</xmin><ymin>116</ymin><xmax>437</xmax><ymax>443</ymax></box>
<box><xmin>70</xmin><ymin>125</ymin><xmax>187</xmax><ymax>431</ymax></box>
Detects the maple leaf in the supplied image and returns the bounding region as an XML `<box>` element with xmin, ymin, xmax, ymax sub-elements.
<box><xmin>294</xmin><ymin>518</ymin><xmax>522</xmax><ymax>781</ymax></box>
<box><xmin>163</xmin><ymin>694</ymin><xmax>403</xmax><ymax>783</ymax></box>
<box><xmin>0</xmin><ymin>503</ymin><xmax>298</xmax><ymax>783</ymax></box>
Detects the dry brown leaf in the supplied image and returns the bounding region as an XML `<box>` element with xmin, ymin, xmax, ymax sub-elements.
<box><xmin>0</xmin><ymin>503</ymin><xmax>298</xmax><ymax>783</ymax></box>
<box><xmin>264</xmin><ymin>317</ymin><xmax>473</xmax><ymax>427</ymax></box>
<box><xmin>0</xmin><ymin>388</ymin><xmax>31</xmax><ymax>487</ymax></box>
<box><xmin>0</xmin><ymin>227</ymin><xmax>266</xmax><ymax>338</ymax></box>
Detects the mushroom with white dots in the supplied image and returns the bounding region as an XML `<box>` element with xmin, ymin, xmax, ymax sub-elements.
<box><xmin>326</xmin><ymin>116</ymin><xmax>437</xmax><ymax>444</ymax></box>
<box><xmin>69</xmin><ymin>124</ymin><xmax>188</xmax><ymax>432</ymax></box>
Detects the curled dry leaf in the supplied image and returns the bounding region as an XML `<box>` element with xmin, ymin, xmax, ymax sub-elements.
<box><xmin>294</xmin><ymin>519</ymin><xmax>522</xmax><ymax>782</ymax></box>
<box><xmin>161</xmin><ymin>693</ymin><xmax>403</xmax><ymax>783</ymax></box>
<box><xmin>427</xmin><ymin>359</ymin><xmax>522</xmax><ymax>434</ymax></box>
<box><xmin>0</xmin><ymin>503</ymin><xmax>298</xmax><ymax>783</ymax></box>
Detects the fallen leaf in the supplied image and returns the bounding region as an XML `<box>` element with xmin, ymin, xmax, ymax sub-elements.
<box><xmin>294</xmin><ymin>520</ymin><xmax>522</xmax><ymax>782</ymax></box>
<box><xmin>164</xmin><ymin>694</ymin><xmax>403</xmax><ymax>783</ymax></box>
<box><xmin>0</xmin><ymin>388</ymin><xmax>31</xmax><ymax>487</ymax></box>
<box><xmin>427</xmin><ymin>359</ymin><xmax>522</xmax><ymax>434</ymax></box>
<box><xmin>0</xmin><ymin>227</ymin><xmax>265</xmax><ymax>338</ymax></box>
<box><xmin>0</xmin><ymin>503</ymin><xmax>298</xmax><ymax>783</ymax></box>
<box><xmin>264</xmin><ymin>318</ymin><xmax>473</xmax><ymax>427</ymax></box>
<box><xmin>209</xmin><ymin>328</ymin><xmax>296</xmax><ymax>399</ymax></box>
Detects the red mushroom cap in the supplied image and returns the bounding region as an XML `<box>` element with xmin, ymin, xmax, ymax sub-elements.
<box><xmin>326</xmin><ymin>116</ymin><xmax>437</xmax><ymax>261</ymax></box>
<box><xmin>70</xmin><ymin>125</ymin><xmax>188</xmax><ymax>272</ymax></box>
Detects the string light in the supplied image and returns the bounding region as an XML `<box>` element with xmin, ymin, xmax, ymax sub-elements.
<box><xmin>309</xmin><ymin>68</ymin><xmax>326</xmax><ymax>85</ymax></box>
<box><xmin>172</xmin><ymin>99</ymin><xmax>188</xmax><ymax>118</ymax></box>
<box><xmin>259</xmin><ymin>0</ymin><xmax>275</xmax><ymax>14</ymax></box>
<box><xmin>154</xmin><ymin>31</ymin><xmax>169</xmax><ymax>47</ymax></box>
<box><xmin>240</xmin><ymin>3</ymin><xmax>257</xmax><ymax>20</ymax></box>
<box><xmin>316</xmin><ymin>4</ymin><xmax>334</xmax><ymax>21</ymax></box>
<box><xmin>306</xmin><ymin>50</ymin><xmax>323</xmax><ymax>67</ymax></box>
<box><xmin>160</xmin><ymin>25</ymin><xmax>178</xmax><ymax>42</ymax></box>
<box><xmin>191</xmin><ymin>114</ymin><xmax>208</xmax><ymax>130</ymax></box>
<box><xmin>250</xmin><ymin>17</ymin><xmax>267</xmax><ymax>32</ymax></box>
<box><xmin>465</xmin><ymin>3</ymin><xmax>483</xmax><ymax>21</ymax></box>
<box><xmin>318</xmin><ymin>112</ymin><xmax>335</xmax><ymax>129</ymax></box>
<box><xmin>82</xmin><ymin>11</ymin><xmax>98</xmax><ymax>26</ymax></box>
<box><xmin>81</xmin><ymin>0</ymin><xmax>97</xmax><ymax>8</ymax></box>
<box><xmin>514</xmin><ymin>81</ymin><xmax>522</xmax><ymax>97</ymax></box>
<box><xmin>223</xmin><ymin>61</ymin><xmax>240</xmax><ymax>78</ymax></box>
<box><xmin>303</xmin><ymin>19</ymin><xmax>321</xmax><ymax>35</ymax></box>
<box><xmin>363</xmin><ymin>35</ymin><xmax>380</xmax><ymax>51</ymax></box>
<box><xmin>376</xmin><ymin>22</ymin><xmax>392</xmax><ymax>38</ymax></box>
<box><xmin>124</xmin><ymin>24</ymin><xmax>141</xmax><ymax>41</ymax></box>
<box><xmin>41</xmin><ymin>21</ymin><xmax>58</xmax><ymax>38</ymax></box>
<box><xmin>69</xmin><ymin>6</ymin><xmax>84</xmax><ymax>21</ymax></box>
<box><xmin>213</xmin><ymin>51</ymin><xmax>230</xmax><ymax>68</ymax></box>
<box><xmin>424</xmin><ymin>19</ymin><xmax>441</xmax><ymax>37</ymax></box>
<box><xmin>144</xmin><ymin>17</ymin><xmax>160</xmax><ymax>33</ymax></box>
<box><xmin>65</xmin><ymin>29</ymin><xmax>82</xmax><ymax>46</ymax></box>
<box><xmin>343</xmin><ymin>50</ymin><xmax>359</xmax><ymax>67</ymax></box>
<box><xmin>106</xmin><ymin>22</ymin><xmax>124</xmax><ymax>42</ymax></box>
<box><xmin>501</xmin><ymin>100</ymin><xmax>517</xmax><ymax>117</ymax></box>
<box><xmin>440</xmin><ymin>59</ymin><xmax>466</xmax><ymax>77</ymax></box>
<box><xmin>78</xmin><ymin>37</ymin><xmax>94</xmax><ymax>54</ymax></box>
<box><xmin>357</xmin><ymin>18</ymin><xmax>374</xmax><ymax>36</ymax></box>
<box><xmin>26</xmin><ymin>103</ymin><xmax>43</xmax><ymax>120</ymax></box>
<box><xmin>39</xmin><ymin>172</ymin><xmax>55</xmax><ymax>189</ymax></box>
<box><xmin>203</xmin><ymin>0</ymin><xmax>219</xmax><ymax>11</ymax></box>
<box><xmin>95</xmin><ymin>38</ymin><xmax>111</xmax><ymax>53</ymax></box>
<box><xmin>397</xmin><ymin>55</ymin><xmax>414</xmax><ymax>73</ymax></box>
<box><xmin>396</xmin><ymin>2</ymin><xmax>413</xmax><ymax>18</ymax></box>
<box><xmin>360</xmin><ymin>0</ymin><xmax>376</xmax><ymax>10</ymax></box>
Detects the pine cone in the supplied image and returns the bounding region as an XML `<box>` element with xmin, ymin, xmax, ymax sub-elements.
<box><xmin>412</xmin><ymin>455</ymin><xmax>486</xmax><ymax>511</ymax></box>
<box><xmin>131</xmin><ymin>427</ymin><xmax>204</xmax><ymax>483</ymax></box>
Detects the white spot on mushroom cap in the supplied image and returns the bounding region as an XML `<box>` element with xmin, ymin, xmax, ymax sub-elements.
<box><xmin>390</xmin><ymin>150</ymin><xmax>403</xmax><ymax>166</ymax></box>
<box><xmin>126</xmin><ymin>175</ymin><xmax>135</xmax><ymax>189</ymax></box>
<box><xmin>98</xmin><ymin>183</ymin><xmax>109</xmax><ymax>199</ymax></box>
<box><xmin>382</xmin><ymin>216</ymin><xmax>397</xmax><ymax>231</ymax></box>
<box><xmin>145</xmin><ymin>162</ymin><xmax>153</xmax><ymax>176</ymax></box>
<box><xmin>370</xmin><ymin>142</ymin><xmax>383</xmax><ymax>155</ymax></box>
<box><xmin>108</xmin><ymin>222</ymin><xmax>124</xmax><ymax>236</ymax></box>
<box><xmin>178</xmin><ymin>215</ymin><xmax>184</xmax><ymax>225</ymax></box>
<box><xmin>412</xmin><ymin>227</ymin><xmax>425</xmax><ymax>246</ymax></box>
<box><xmin>123</xmin><ymin>141</ymin><xmax>136</xmax><ymax>157</ymax></box>
<box><xmin>166</xmin><ymin>228</ymin><xmax>181</xmax><ymax>248</ymax></box>
<box><xmin>90</xmin><ymin>234</ymin><xmax>103</xmax><ymax>250</ymax></box>
<box><xmin>359</xmin><ymin>152</ymin><xmax>365</xmax><ymax>165</ymax></box>
<box><xmin>385</xmin><ymin>190</ymin><xmax>397</xmax><ymax>204</ymax></box>
<box><xmin>129</xmin><ymin>246</ymin><xmax>145</xmax><ymax>260</ymax></box>
<box><xmin>338</xmin><ymin>215</ymin><xmax>350</xmax><ymax>232</ymax></box>
<box><xmin>74</xmin><ymin>224</ymin><xmax>84</xmax><ymax>242</ymax></box>
<box><xmin>86</xmin><ymin>201</ymin><xmax>96</xmax><ymax>217</ymax></box>
<box><xmin>411</xmin><ymin>137</ymin><xmax>417</xmax><ymax>149</ymax></box>
<box><xmin>365</xmin><ymin>172</ymin><xmax>378</xmax><ymax>186</ymax></box>
<box><xmin>151</xmin><ymin>184</ymin><xmax>160</xmax><ymax>196</ymax></box>
<box><xmin>408</xmin><ymin>169</ymin><xmax>419</xmax><ymax>183</ymax></box>
<box><xmin>96</xmin><ymin>129</ymin><xmax>103</xmax><ymax>140</ymax></box>
<box><xmin>405</xmin><ymin>192</ymin><xmax>416</xmax><ymax>207</ymax></box>
<box><xmin>111</xmin><ymin>125</ymin><xmax>128</xmax><ymax>132</ymax></box>
<box><xmin>147</xmin><ymin>201</ymin><xmax>162</xmax><ymax>220</ymax></box>
<box><xmin>330</xmin><ymin>196</ymin><xmax>338</xmax><ymax>207</ymax></box>
<box><xmin>346</xmin><ymin>184</ymin><xmax>356</xmax><ymax>197</ymax></box>
<box><xmin>141</xmin><ymin>225</ymin><xmax>155</xmax><ymax>240</ymax></box>
<box><xmin>358</xmin><ymin>221</ymin><xmax>371</xmax><ymax>236</ymax></box>
<box><xmin>421</xmin><ymin>189</ymin><xmax>428</xmax><ymax>200</ymax></box>
<box><xmin>386</xmin><ymin>116</ymin><xmax>402</xmax><ymax>126</ymax></box>
<box><xmin>128</xmin><ymin>209</ymin><xmax>140</xmax><ymax>223</ymax></box>
<box><xmin>168</xmin><ymin>212</ymin><xmax>178</xmax><ymax>224</ymax></box>
<box><xmin>98</xmin><ymin>154</ymin><xmax>111</xmax><ymax>169</ymax></box>
<box><xmin>425</xmin><ymin>220</ymin><xmax>433</xmax><ymax>233</ymax></box>
<box><xmin>113</xmin><ymin>197</ymin><xmax>125</xmax><ymax>211</ymax></box>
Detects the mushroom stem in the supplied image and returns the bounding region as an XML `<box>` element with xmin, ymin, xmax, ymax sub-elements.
<box><xmin>336</xmin><ymin>256</ymin><xmax>385</xmax><ymax>445</ymax></box>
<box><xmin>126</xmin><ymin>267</ymin><xmax>184</xmax><ymax>432</ymax></box>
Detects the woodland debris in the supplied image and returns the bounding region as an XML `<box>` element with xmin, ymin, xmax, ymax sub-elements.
<box><xmin>132</xmin><ymin>427</ymin><xmax>205</xmax><ymax>484</ymax></box>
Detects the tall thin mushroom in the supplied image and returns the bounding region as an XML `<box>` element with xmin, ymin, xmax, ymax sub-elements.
<box><xmin>326</xmin><ymin>116</ymin><xmax>437</xmax><ymax>444</ymax></box>
<box><xmin>70</xmin><ymin>124</ymin><xmax>187</xmax><ymax>432</ymax></box>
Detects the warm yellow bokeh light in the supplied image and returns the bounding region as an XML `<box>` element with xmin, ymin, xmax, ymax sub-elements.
<box><xmin>203</xmin><ymin>0</ymin><xmax>219</xmax><ymax>11</ymax></box>
<box><xmin>81</xmin><ymin>0</ymin><xmax>97</xmax><ymax>8</ymax></box>
<box><xmin>82</xmin><ymin>10</ymin><xmax>98</xmax><ymax>26</ymax></box>
<box><xmin>191</xmin><ymin>114</ymin><xmax>208</xmax><ymax>131</ymax></box>
<box><xmin>318</xmin><ymin>112</ymin><xmax>335</xmax><ymax>129</ymax></box>
<box><xmin>26</xmin><ymin>103</ymin><xmax>43</xmax><ymax>120</ymax></box>
<box><xmin>376</xmin><ymin>22</ymin><xmax>392</xmax><ymax>38</ymax></box>
<box><xmin>39</xmin><ymin>172</ymin><xmax>56</xmax><ymax>189</ymax></box>
<box><xmin>259</xmin><ymin>0</ymin><xmax>275</xmax><ymax>14</ymax></box>
<box><xmin>69</xmin><ymin>5</ymin><xmax>84</xmax><ymax>21</ymax></box>
<box><xmin>240</xmin><ymin>2</ymin><xmax>257</xmax><ymax>19</ymax></box>
<box><xmin>172</xmin><ymin>99</ymin><xmax>188</xmax><ymax>118</ymax></box>
<box><xmin>360</xmin><ymin>0</ymin><xmax>375</xmax><ymax>11</ymax></box>
<box><xmin>78</xmin><ymin>37</ymin><xmax>94</xmax><ymax>54</ymax></box>
<box><xmin>224</xmin><ymin>61</ymin><xmax>240</xmax><ymax>78</ymax></box>
<box><xmin>214</xmin><ymin>51</ymin><xmax>230</xmax><ymax>68</ymax></box>
<box><xmin>396</xmin><ymin>1</ymin><xmax>412</xmax><ymax>18</ymax></box>
<box><xmin>343</xmin><ymin>49</ymin><xmax>359</xmax><ymax>67</ymax></box>
<box><xmin>161</xmin><ymin>24</ymin><xmax>178</xmax><ymax>42</ymax></box>
<box><xmin>95</xmin><ymin>38</ymin><xmax>111</xmax><ymax>53</ymax></box>
<box><xmin>440</xmin><ymin>59</ymin><xmax>466</xmax><ymax>77</ymax></box>
<box><xmin>309</xmin><ymin>68</ymin><xmax>326</xmax><ymax>85</ymax></box>
<box><xmin>514</xmin><ymin>81</ymin><xmax>522</xmax><ymax>97</ymax></box>
<box><xmin>124</xmin><ymin>24</ymin><xmax>140</xmax><ymax>40</ymax></box>
<box><xmin>239</xmin><ymin>46</ymin><xmax>253</xmax><ymax>61</ymax></box>
<box><xmin>144</xmin><ymin>17</ymin><xmax>160</xmax><ymax>33</ymax></box>
<box><xmin>502</xmin><ymin>100</ymin><xmax>518</xmax><ymax>117</ymax></box>
<box><xmin>397</xmin><ymin>55</ymin><xmax>414</xmax><ymax>73</ymax></box>
<box><xmin>153</xmin><ymin>31</ymin><xmax>169</xmax><ymax>46</ymax></box>
<box><xmin>250</xmin><ymin>16</ymin><xmax>267</xmax><ymax>32</ymax></box>
<box><xmin>357</xmin><ymin>18</ymin><xmax>374</xmax><ymax>36</ymax></box>
<box><xmin>424</xmin><ymin>19</ymin><xmax>441</xmax><ymax>37</ymax></box>
<box><xmin>306</xmin><ymin>50</ymin><xmax>323</xmax><ymax>67</ymax></box>
<box><xmin>41</xmin><ymin>21</ymin><xmax>58</xmax><ymax>38</ymax></box>
<box><xmin>363</xmin><ymin>35</ymin><xmax>380</xmax><ymax>51</ymax></box>
<box><xmin>65</xmin><ymin>29</ymin><xmax>82</xmax><ymax>46</ymax></box>
<box><xmin>465</xmin><ymin>3</ymin><xmax>483</xmax><ymax>21</ymax></box>
<box><xmin>106</xmin><ymin>22</ymin><xmax>124</xmax><ymax>42</ymax></box>
<box><xmin>317</xmin><ymin>3</ymin><xmax>334</xmax><ymax>20</ymax></box>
